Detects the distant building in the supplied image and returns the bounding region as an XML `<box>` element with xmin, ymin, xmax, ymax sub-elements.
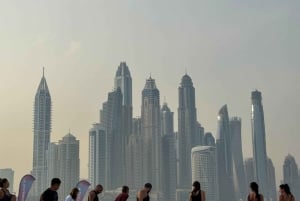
<box><xmin>141</xmin><ymin>77</ymin><xmax>161</xmax><ymax>196</ymax></box>
<box><xmin>244</xmin><ymin>158</ymin><xmax>255</xmax><ymax>187</ymax></box>
<box><xmin>204</xmin><ymin>132</ymin><xmax>215</xmax><ymax>146</ymax></box>
<box><xmin>216</xmin><ymin>105</ymin><xmax>235</xmax><ymax>201</ymax></box>
<box><xmin>196</xmin><ymin>122</ymin><xmax>205</xmax><ymax>146</ymax></box>
<box><xmin>230</xmin><ymin>117</ymin><xmax>247</xmax><ymax>200</ymax></box>
<box><xmin>0</xmin><ymin>168</ymin><xmax>14</xmax><ymax>192</ymax></box>
<box><xmin>283</xmin><ymin>154</ymin><xmax>299</xmax><ymax>195</ymax></box>
<box><xmin>47</xmin><ymin>143</ymin><xmax>59</xmax><ymax>185</ymax></box>
<box><xmin>31</xmin><ymin>69</ymin><xmax>52</xmax><ymax>198</ymax></box>
<box><xmin>89</xmin><ymin>123</ymin><xmax>107</xmax><ymax>188</ymax></box>
<box><xmin>161</xmin><ymin>103</ymin><xmax>177</xmax><ymax>201</ymax></box>
<box><xmin>178</xmin><ymin>74</ymin><xmax>197</xmax><ymax>189</ymax></box>
<box><xmin>267</xmin><ymin>158</ymin><xmax>277</xmax><ymax>201</ymax></box>
<box><xmin>191</xmin><ymin>146</ymin><xmax>218</xmax><ymax>201</ymax></box>
<box><xmin>251</xmin><ymin>90</ymin><xmax>268</xmax><ymax>196</ymax></box>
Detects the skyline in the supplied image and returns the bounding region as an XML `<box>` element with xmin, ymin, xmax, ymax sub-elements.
<box><xmin>0</xmin><ymin>0</ymin><xmax>299</xmax><ymax>193</ymax></box>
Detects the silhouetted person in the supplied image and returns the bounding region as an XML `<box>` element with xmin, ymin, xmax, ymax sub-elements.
<box><xmin>88</xmin><ymin>185</ymin><xmax>103</xmax><ymax>201</ymax></box>
<box><xmin>279</xmin><ymin>184</ymin><xmax>295</xmax><ymax>201</ymax></box>
<box><xmin>115</xmin><ymin>186</ymin><xmax>129</xmax><ymax>201</ymax></box>
<box><xmin>0</xmin><ymin>178</ymin><xmax>16</xmax><ymax>201</ymax></box>
<box><xmin>40</xmin><ymin>178</ymin><xmax>61</xmax><ymax>201</ymax></box>
<box><xmin>190</xmin><ymin>181</ymin><xmax>205</xmax><ymax>201</ymax></box>
<box><xmin>65</xmin><ymin>188</ymin><xmax>79</xmax><ymax>201</ymax></box>
<box><xmin>137</xmin><ymin>183</ymin><xmax>152</xmax><ymax>201</ymax></box>
<box><xmin>248</xmin><ymin>182</ymin><xmax>264</xmax><ymax>201</ymax></box>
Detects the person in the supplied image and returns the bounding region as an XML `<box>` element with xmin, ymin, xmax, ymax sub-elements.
<box><xmin>279</xmin><ymin>184</ymin><xmax>295</xmax><ymax>201</ymax></box>
<box><xmin>40</xmin><ymin>178</ymin><xmax>61</xmax><ymax>201</ymax></box>
<box><xmin>115</xmin><ymin>186</ymin><xmax>129</xmax><ymax>201</ymax></box>
<box><xmin>248</xmin><ymin>182</ymin><xmax>264</xmax><ymax>201</ymax></box>
<box><xmin>65</xmin><ymin>188</ymin><xmax>79</xmax><ymax>201</ymax></box>
<box><xmin>0</xmin><ymin>178</ymin><xmax>16</xmax><ymax>201</ymax></box>
<box><xmin>88</xmin><ymin>185</ymin><xmax>103</xmax><ymax>201</ymax></box>
<box><xmin>189</xmin><ymin>181</ymin><xmax>205</xmax><ymax>201</ymax></box>
<box><xmin>137</xmin><ymin>183</ymin><xmax>152</xmax><ymax>201</ymax></box>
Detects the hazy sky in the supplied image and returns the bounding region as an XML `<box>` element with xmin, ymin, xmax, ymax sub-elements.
<box><xmin>0</xmin><ymin>0</ymin><xmax>299</xmax><ymax>191</ymax></box>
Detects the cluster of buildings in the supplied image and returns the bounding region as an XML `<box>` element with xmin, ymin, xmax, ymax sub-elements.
<box><xmin>20</xmin><ymin>63</ymin><xmax>299</xmax><ymax>201</ymax></box>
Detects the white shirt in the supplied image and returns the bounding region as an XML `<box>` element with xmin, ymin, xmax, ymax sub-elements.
<box><xmin>65</xmin><ymin>195</ymin><xmax>75</xmax><ymax>201</ymax></box>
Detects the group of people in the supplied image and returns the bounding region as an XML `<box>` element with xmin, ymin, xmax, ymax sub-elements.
<box><xmin>0</xmin><ymin>177</ymin><xmax>296</xmax><ymax>201</ymax></box>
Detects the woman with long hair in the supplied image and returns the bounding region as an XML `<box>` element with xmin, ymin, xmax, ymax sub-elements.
<box><xmin>0</xmin><ymin>178</ymin><xmax>16</xmax><ymax>201</ymax></box>
<box><xmin>279</xmin><ymin>184</ymin><xmax>295</xmax><ymax>201</ymax></box>
<box><xmin>65</xmin><ymin>188</ymin><xmax>79</xmax><ymax>201</ymax></box>
<box><xmin>247</xmin><ymin>182</ymin><xmax>264</xmax><ymax>201</ymax></box>
<box><xmin>189</xmin><ymin>181</ymin><xmax>205</xmax><ymax>201</ymax></box>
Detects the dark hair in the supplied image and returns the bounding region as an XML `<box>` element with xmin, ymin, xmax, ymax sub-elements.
<box><xmin>250</xmin><ymin>182</ymin><xmax>260</xmax><ymax>200</ymax></box>
<box><xmin>122</xmin><ymin>186</ymin><xmax>129</xmax><ymax>193</ymax></box>
<box><xmin>70</xmin><ymin>188</ymin><xmax>79</xmax><ymax>199</ymax></box>
<box><xmin>51</xmin><ymin>178</ymin><xmax>61</xmax><ymax>186</ymax></box>
<box><xmin>144</xmin><ymin>183</ymin><xmax>152</xmax><ymax>189</ymax></box>
<box><xmin>192</xmin><ymin>181</ymin><xmax>201</xmax><ymax>191</ymax></box>
<box><xmin>281</xmin><ymin>184</ymin><xmax>292</xmax><ymax>195</ymax></box>
<box><xmin>96</xmin><ymin>184</ymin><xmax>103</xmax><ymax>189</ymax></box>
<box><xmin>0</xmin><ymin>178</ymin><xmax>8</xmax><ymax>188</ymax></box>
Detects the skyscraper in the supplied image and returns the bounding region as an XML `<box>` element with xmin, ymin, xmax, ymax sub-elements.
<box><xmin>196</xmin><ymin>122</ymin><xmax>205</xmax><ymax>146</ymax></box>
<box><xmin>47</xmin><ymin>143</ymin><xmax>59</xmax><ymax>186</ymax></box>
<box><xmin>178</xmin><ymin>74</ymin><xmax>197</xmax><ymax>188</ymax></box>
<box><xmin>160</xmin><ymin>103</ymin><xmax>177</xmax><ymax>201</ymax></box>
<box><xmin>191</xmin><ymin>146</ymin><xmax>218</xmax><ymax>201</ymax></box>
<box><xmin>216</xmin><ymin>105</ymin><xmax>235</xmax><ymax>201</ymax></box>
<box><xmin>230</xmin><ymin>117</ymin><xmax>247</xmax><ymax>200</ymax></box>
<box><xmin>251</xmin><ymin>90</ymin><xmax>268</xmax><ymax>196</ymax></box>
<box><xmin>141</xmin><ymin>77</ymin><xmax>161</xmax><ymax>195</ymax></box>
<box><xmin>267</xmin><ymin>158</ymin><xmax>277</xmax><ymax>201</ymax></box>
<box><xmin>283</xmin><ymin>155</ymin><xmax>299</xmax><ymax>194</ymax></box>
<box><xmin>32</xmin><ymin>69</ymin><xmax>52</xmax><ymax>198</ymax></box>
<box><xmin>0</xmin><ymin>168</ymin><xmax>14</xmax><ymax>192</ymax></box>
<box><xmin>204</xmin><ymin>132</ymin><xmax>215</xmax><ymax>146</ymax></box>
<box><xmin>244</xmin><ymin>158</ymin><xmax>255</xmax><ymax>187</ymax></box>
<box><xmin>57</xmin><ymin>133</ymin><xmax>80</xmax><ymax>200</ymax></box>
<box><xmin>100</xmin><ymin>88</ymin><xmax>123</xmax><ymax>189</ymax></box>
<box><xmin>89</xmin><ymin>123</ymin><xmax>107</xmax><ymax>188</ymax></box>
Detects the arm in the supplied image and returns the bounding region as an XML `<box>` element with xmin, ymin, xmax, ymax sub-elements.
<box><xmin>189</xmin><ymin>192</ymin><xmax>192</xmax><ymax>201</ymax></box>
<box><xmin>89</xmin><ymin>191</ymin><xmax>96</xmax><ymax>201</ymax></box>
<box><xmin>0</xmin><ymin>190</ymin><xmax>4</xmax><ymax>199</ymax></box>
<box><xmin>137</xmin><ymin>191</ymin><xmax>146</xmax><ymax>201</ymax></box>
<box><xmin>201</xmin><ymin>191</ymin><xmax>206</xmax><ymax>201</ymax></box>
<box><xmin>261</xmin><ymin>195</ymin><xmax>264</xmax><ymax>201</ymax></box>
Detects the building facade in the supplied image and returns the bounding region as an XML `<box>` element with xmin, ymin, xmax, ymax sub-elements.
<box><xmin>283</xmin><ymin>155</ymin><xmax>299</xmax><ymax>196</ymax></box>
<box><xmin>191</xmin><ymin>146</ymin><xmax>218</xmax><ymax>201</ymax></box>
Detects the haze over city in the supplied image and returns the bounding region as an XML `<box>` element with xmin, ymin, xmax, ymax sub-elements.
<box><xmin>0</xmin><ymin>0</ymin><xmax>299</xmax><ymax>197</ymax></box>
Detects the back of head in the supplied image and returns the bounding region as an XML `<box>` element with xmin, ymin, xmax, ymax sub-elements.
<box><xmin>250</xmin><ymin>182</ymin><xmax>259</xmax><ymax>194</ymax></box>
<box><xmin>0</xmin><ymin>178</ymin><xmax>8</xmax><ymax>188</ymax></box>
<box><xmin>51</xmin><ymin>178</ymin><xmax>61</xmax><ymax>186</ymax></box>
<box><xmin>192</xmin><ymin>181</ymin><xmax>201</xmax><ymax>191</ymax></box>
<box><xmin>283</xmin><ymin>184</ymin><xmax>291</xmax><ymax>195</ymax></box>
<box><xmin>122</xmin><ymin>186</ymin><xmax>129</xmax><ymax>193</ymax></box>
<box><xmin>70</xmin><ymin>188</ymin><xmax>79</xmax><ymax>199</ymax></box>
<box><xmin>144</xmin><ymin>183</ymin><xmax>152</xmax><ymax>189</ymax></box>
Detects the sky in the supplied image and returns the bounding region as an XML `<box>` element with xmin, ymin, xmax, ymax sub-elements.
<box><xmin>0</xmin><ymin>0</ymin><xmax>299</xmax><ymax>192</ymax></box>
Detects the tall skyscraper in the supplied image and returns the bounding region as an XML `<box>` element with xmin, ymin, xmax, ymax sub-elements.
<box><xmin>204</xmin><ymin>132</ymin><xmax>215</xmax><ymax>146</ymax></box>
<box><xmin>251</xmin><ymin>90</ymin><xmax>268</xmax><ymax>196</ymax></box>
<box><xmin>216</xmin><ymin>105</ymin><xmax>235</xmax><ymax>201</ymax></box>
<box><xmin>100</xmin><ymin>88</ymin><xmax>123</xmax><ymax>189</ymax></box>
<box><xmin>244</xmin><ymin>158</ymin><xmax>255</xmax><ymax>187</ymax></box>
<box><xmin>160</xmin><ymin>103</ymin><xmax>177</xmax><ymax>201</ymax></box>
<box><xmin>196</xmin><ymin>122</ymin><xmax>205</xmax><ymax>146</ymax></box>
<box><xmin>47</xmin><ymin>143</ymin><xmax>59</xmax><ymax>186</ymax></box>
<box><xmin>283</xmin><ymin>155</ymin><xmax>299</xmax><ymax>194</ymax></box>
<box><xmin>191</xmin><ymin>146</ymin><xmax>218</xmax><ymax>201</ymax></box>
<box><xmin>0</xmin><ymin>168</ymin><xmax>14</xmax><ymax>192</ymax></box>
<box><xmin>57</xmin><ymin>133</ymin><xmax>80</xmax><ymax>200</ymax></box>
<box><xmin>141</xmin><ymin>77</ymin><xmax>161</xmax><ymax>195</ymax></box>
<box><xmin>89</xmin><ymin>123</ymin><xmax>107</xmax><ymax>188</ymax></box>
<box><xmin>32</xmin><ymin>69</ymin><xmax>52</xmax><ymax>198</ymax></box>
<box><xmin>178</xmin><ymin>74</ymin><xmax>197</xmax><ymax>188</ymax></box>
<box><xmin>230</xmin><ymin>117</ymin><xmax>247</xmax><ymax>200</ymax></box>
<box><xmin>267</xmin><ymin>158</ymin><xmax>277</xmax><ymax>201</ymax></box>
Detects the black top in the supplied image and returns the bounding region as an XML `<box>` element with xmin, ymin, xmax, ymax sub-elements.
<box><xmin>136</xmin><ymin>195</ymin><xmax>150</xmax><ymax>201</ymax></box>
<box><xmin>191</xmin><ymin>191</ymin><xmax>202</xmax><ymax>201</ymax></box>
<box><xmin>0</xmin><ymin>189</ymin><xmax>12</xmax><ymax>201</ymax></box>
<box><xmin>40</xmin><ymin>188</ymin><xmax>58</xmax><ymax>201</ymax></box>
<box><xmin>88</xmin><ymin>191</ymin><xmax>99</xmax><ymax>201</ymax></box>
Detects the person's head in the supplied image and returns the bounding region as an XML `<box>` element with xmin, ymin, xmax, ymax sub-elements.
<box><xmin>280</xmin><ymin>184</ymin><xmax>291</xmax><ymax>195</ymax></box>
<box><xmin>122</xmin><ymin>186</ymin><xmax>129</xmax><ymax>194</ymax></box>
<box><xmin>144</xmin><ymin>183</ymin><xmax>152</xmax><ymax>193</ymax></box>
<box><xmin>95</xmin><ymin>184</ymin><xmax>103</xmax><ymax>194</ymax></box>
<box><xmin>279</xmin><ymin>184</ymin><xmax>285</xmax><ymax>195</ymax></box>
<box><xmin>50</xmin><ymin>178</ymin><xmax>61</xmax><ymax>191</ymax></box>
<box><xmin>192</xmin><ymin>181</ymin><xmax>201</xmax><ymax>192</ymax></box>
<box><xmin>0</xmin><ymin>178</ymin><xmax>9</xmax><ymax>189</ymax></box>
<box><xmin>70</xmin><ymin>188</ymin><xmax>79</xmax><ymax>199</ymax></box>
<box><xmin>250</xmin><ymin>182</ymin><xmax>259</xmax><ymax>195</ymax></box>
